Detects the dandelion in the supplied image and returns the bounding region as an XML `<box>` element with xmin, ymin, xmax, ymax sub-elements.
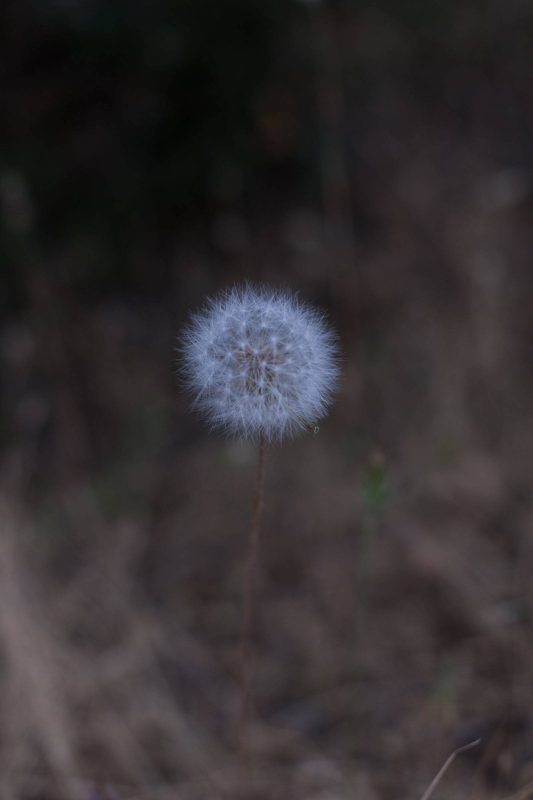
<box><xmin>181</xmin><ymin>285</ymin><xmax>339</xmax><ymax>441</ymax></box>
<box><xmin>179</xmin><ymin>285</ymin><xmax>339</xmax><ymax>761</ymax></box>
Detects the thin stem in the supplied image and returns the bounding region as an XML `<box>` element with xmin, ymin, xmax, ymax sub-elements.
<box><xmin>419</xmin><ymin>739</ymin><xmax>481</xmax><ymax>800</ymax></box>
<box><xmin>237</xmin><ymin>432</ymin><xmax>266</xmax><ymax>763</ymax></box>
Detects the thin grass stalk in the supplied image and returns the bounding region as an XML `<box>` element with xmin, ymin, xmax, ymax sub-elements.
<box><xmin>419</xmin><ymin>739</ymin><xmax>480</xmax><ymax>800</ymax></box>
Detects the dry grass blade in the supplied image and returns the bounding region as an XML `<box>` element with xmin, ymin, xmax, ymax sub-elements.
<box><xmin>419</xmin><ymin>739</ymin><xmax>481</xmax><ymax>800</ymax></box>
<box><xmin>0</xmin><ymin>506</ymin><xmax>79</xmax><ymax>795</ymax></box>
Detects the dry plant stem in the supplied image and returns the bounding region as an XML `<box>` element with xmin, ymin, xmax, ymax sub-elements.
<box><xmin>419</xmin><ymin>739</ymin><xmax>481</xmax><ymax>800</ymax></box>
<box><xmin>237</xmin><ymin>432</ymin><xmax>266</xmax><ymax>762</ymax></box>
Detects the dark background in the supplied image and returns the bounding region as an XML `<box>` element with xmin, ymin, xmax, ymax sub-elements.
<box><xmin>1</xmin><ymin>1</ymin><xmax>533</xmax><ymax>798</ymax></box>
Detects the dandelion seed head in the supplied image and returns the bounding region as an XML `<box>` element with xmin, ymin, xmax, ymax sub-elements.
<box><xmin>180</xmin><ymin>285</ymin><xmax>339</xmax><ymax>441</ymax></box>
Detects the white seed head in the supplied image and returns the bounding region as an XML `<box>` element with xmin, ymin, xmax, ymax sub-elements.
<box><xmin>180</xmin><ymin>285</ymin><xmax>339</xmax><ymax>441</ymax></box>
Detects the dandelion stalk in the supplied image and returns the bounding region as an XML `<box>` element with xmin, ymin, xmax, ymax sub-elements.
<box><xmin>237</xmin><ymin>431</ymin><xmax>266</xmax><ymax>762</ymax></box>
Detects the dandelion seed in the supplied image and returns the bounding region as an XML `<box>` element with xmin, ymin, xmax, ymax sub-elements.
<box><xmin>180</xmin><ymin>285</ymin><xmax>339</xmax><ymax>441</ymax></box>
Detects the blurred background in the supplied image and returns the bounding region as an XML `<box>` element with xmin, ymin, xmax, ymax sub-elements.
<box><xmin>1</xmin><ymin>0</ymin><xmax>533</xmax><ymax>797</ymax></box>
